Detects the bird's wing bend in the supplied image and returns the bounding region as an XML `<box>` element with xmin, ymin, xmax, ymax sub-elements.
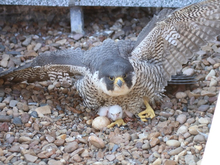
<box><xmin>0</xmin><ymin>48</ymin><xmax>87</xmax><ymax>83</ymax></box>
<box><xmin>131</xmin><ymin>0</ymin><xmax>220</xmax><ymax>82</ymax></box>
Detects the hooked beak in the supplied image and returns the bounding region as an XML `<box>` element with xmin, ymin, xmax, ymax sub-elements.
<box><xmin>114</xmin><ymin>77</ymin><xmax>124</xmax><ymax>87</ymax></box>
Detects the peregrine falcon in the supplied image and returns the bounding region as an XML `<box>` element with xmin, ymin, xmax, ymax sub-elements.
<box><xmin>0</xmin><ymin>0</ymin><xmax>220</xmax><ymax>126</ymax></box>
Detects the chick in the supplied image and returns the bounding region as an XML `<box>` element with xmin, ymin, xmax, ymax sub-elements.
<box><xmin>98</xmin><ymin>105</ymin><xmax>123</xmax><ymax>121</ymax></box>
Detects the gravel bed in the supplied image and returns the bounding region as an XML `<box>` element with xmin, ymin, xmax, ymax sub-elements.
<box><xmin>0</xmin><ymin>6</ymin><xmax>219</xmax><ymax>165</ymax></box>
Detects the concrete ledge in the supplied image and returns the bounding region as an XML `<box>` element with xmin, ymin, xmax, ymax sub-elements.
<box><xmin>1</xmin><ymin>0</ymin><xmax>202</xmax><ymax>7</ymax></box>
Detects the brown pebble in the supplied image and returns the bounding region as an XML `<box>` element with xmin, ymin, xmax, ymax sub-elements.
<box><xmin>89</xmin><ymin>135</ymin><xmax>105</xmax><ymax>149</ymax></box>
<box><xmin>150</xmin><ymin>137</ymin><xmax>160</xmax><ymax>147</ymax></box>
<box><xmin>54</xmin><ymin>139</ymin><xmax>65</xmax><ymax>146</ymax></box>
<box><xmin>64</xmin><ymin>141</ymin><xmax>78</xmax><ymax>153</ymax></box>
<box><xmin>164</xmin><ymin>160</ymin><xmax>177</xmax><ymax>165</ymax></box>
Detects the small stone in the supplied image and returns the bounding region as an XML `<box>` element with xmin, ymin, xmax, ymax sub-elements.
<box><xmin>205</xmin><ymin>69</ymin><xmax>215</xmax><ymax>80</ymax></box>
<box><xmin>70</xmin><ymin>154</ymin><xmax>82</xmax><ymax>162</ymax></box>
<box><xmin>0</xmin><ymin>103</ymin><xmax>6</xmax><ymax>109</ymax></box>
<box><xmin>48</xmin><ymin>159</ymin><xmax>63</xmax><ymax>165</ymax></box>
<box><xmin>209</xmin><ymin>78</ymin><xmax>217</xmax><ymax>87</ymax></box>
<box><xmin>21</xmin><ymin>113</ymin><xmax>30</xmax><ymax>123</ymax></box>
<box><xmin>106</xmin><ymin>154</ymin><xmax>115</xmax><ymax>161</ymax></box>
<box><xmin>34</xmin><ymin>43</ymin><xmax>42</xmax><ymax>51</ymax></box>
<box><xmin>0</xmin><ymin>122</ymin><xmax>9</xmax><ymax>131</ymax></box>
<box><xmin>89</xmin><ymin>135</ymin><xmax>105</xmax><ymax>148</ymax></box>
<box><xmin>164</xmin><ymin>160</ymin><xmax>177</xmax><ymax>165</ymax></box>
<box><xmin>22</xmin><ymin>36</ymin><xmax>32</xmax><ymax>46</ymax></box>
<box><xmin>188</xmin><ymin>125</ymin><xmax>199</xmax><ymax>135</ymax></box>
<box><xmin>201</xmin><ymin>90</ymin><xmax>216</xmax><ymax>97</ymax></box>
<box><xmin>24</xmin><ymin>154</ymin><xmax>37</xmax><ymax>162</ymax></box>
<box><xmin>46</xmin><ymin>134</ymin><xmax>55</xmax><ymax>143</ymax></box>
<box><xmin>54</xmin><ymin>139</ymin><xmax>65</xmax><ymax>146</ymax></box>
<box><xmin>198</xmin><ymin>117</ymin><xmax>209</xmax><ymax>124</ymax></box>
<box><xmin>35</xmin><ymin>105</ymin><xmax>51</xmax><ymax>117</ymax></box>
<box><xmin>19</xmin><ymin>136</ymin><xmax>32</xmax><ymax>143</ymax></box>
<box><xmin>193</xmin><ymin>135</ymin><xmax>206</xmax><ymax>143</ymax></box>
<box><xmin>64</xmin><ymin>141</ymin><xmax>78</xmax><ymax>153</ymax></box>
<box><xmin>30</xmin><ymin>111</ymin><xmax>38</xmax><ymax>118</ymax></box>
<box><xmin>183</xmin><ymin>68</ymin><xmax>194</xmax><ymax>76</ymax></box>
<box><xmin>166</xmin><ymin>140</ymin><xmax>181</xmax><ymax>147</ymax></box>
<box><xmin>176</xmin><ymin>92</ymin><xmax>187</xmax><ymax>99</ymax></box>
<box><xmin>185</xmin><ymin>154</ymin><xmax>198</xmax><ymax>165</ymax></box>
<box><xmin>17</xmin><ymin>102</ymin><xmax>29</xmax><ymax>111</ymax></box>
<box><xmin>142</xmin><ymin>141</ymin><xmax>151</xmax><ymax>150</ymax></box>
<box><xmin>169</xmin><ymin>147</ymin><xmax>184</xmax><ymax>155</ymax></box>
<box><xmin>9</xmin><ymin>100</ymin><xmax>18</xmax><ymax>107</ymax></box>
<box><xmin>177</xmin><ymin>125</ymin><xmax>188</xmax><ymax>135</ymax></box>
<box><xmin>12</xmin><ymin>117</ymin><xmax>22</xmax><ymax>126</ymax></box>
<box><xmin>152</xmin><ymin>158</ymin><xmax>161</xmax><ymax>165</ymax></box>
<box><xmin>150</xmin><ymin>137</ymin><xmax>160</xmax><ymax>147</ymax></box>
<box><xmin>198</xmin><ymin>105</ymin><xmax>209</xmax><ymax>112</ymax></box>
<box><xmin>0</xmin><ymin>115</ymin><xmax>11</xmax><ymax>122</ymax></box>
<box><xmin>56</xmin><ymin>39</ymin><xmax>67</xmax><ymax>45</ymax></box>
<box><xmin>176</xmin><ymin>114</ymin><xmax>187</xmax><ymax>124</ymax></box>
<box><xmin>92</xmin><ymin>116</ymin><xmax>110</xmax><ymax>130</ymax></box>
<box><xmin>9</xmin><ymin>145</ymin><xmax>21</xmax><ymax>152</ymax></box>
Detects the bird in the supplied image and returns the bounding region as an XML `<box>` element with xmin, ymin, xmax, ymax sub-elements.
<box><xmin>0</xmin><ymin>0</ymin><xmax>220</xmax><ymax>127</ymax></box>
<box><xmin>98</xmin><ymin>105</ymin><xmax>124</xmax><ymax>121</ymax></box>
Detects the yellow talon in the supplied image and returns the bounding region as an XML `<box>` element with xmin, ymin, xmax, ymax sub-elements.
<box><xmin>107</xmin><ymin>119</ymin><xmax>126</xmax><ymax>128</ymax></box>
<box><xmin>138</xmin><ymin>98</ymin><xmax>155</xmax><ymax>122</ymax></box>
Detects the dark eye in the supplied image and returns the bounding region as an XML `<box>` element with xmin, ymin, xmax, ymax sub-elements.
<box><xmin>123</xmin><ymin>74</ymin><xmax>127</xmax><ymax>78</ymax></box>
<box><xmin>109</xmin><ymin>76</ymin><xmax>115</xmax><ymax>81</ymax></box>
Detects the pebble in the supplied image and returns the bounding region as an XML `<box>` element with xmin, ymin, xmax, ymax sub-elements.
<box><xmin>64</xmin><ymin>141</ymin><xmax>78</xmax><ymax>153</ymax></box>
<box><xmin>198</xmin><ymin>117</ymin><xmax>209</xmax><ymax>124</ymax></box>
<box><xmin>48</xmin><ymin>160</ymin><xmax>63</xmax><ymax>165</ymax></box>
<box><xmin>164</xmin><ymin>160</ymin><xmax>177</xmax><ymax>165</ymax></box>
<box><xmin>169</xmin><ymin>147</ymin><xmax>184</xmax><ymax>155</ymax></box>
<box><xmin>9</xmin><ymin>145</ymin><xmax>21</xmax><ymax>152</ymax></box>
<box><xmin>89</xmin><ymin>135</ymin><xmax>105</xmax><ymax>148</ymax></box>
<box><xmin>150</xmin><ymin>137</ymin><xmax>160</xmax><ymax>147</ymax></box>
<box><xmin>24</xmin><ymin>154</ymin><xmax>38</xmax><ymax>162</ymax></box>
<box><xmin>176</xmin><ymin>114</ymin><xmax>187</xmax><ymax>124</ymax></box>
<box><xmin>209</xmin><ymin>78</ymin><xmax>217</xmax><ymax>87</ymax></box>
<box><xmin>9</xmin><ymin>100</ymin><xmax>18</xmax><ymax>107</ymax></box>
<box><xmin>188</xmin><ymin>125</ymin><xmax>199</xmax><ymax>135</ymax></box>
<box><xmin>0</xmin><ymin>103</ymin><xmax>6</xmax><ymax>109</ymax></box>
<box><xmin>35</xmin><ymin>105</ymin><xmax>51</xmax><ymax>117</ymax></box>
<box><xmin>0</xmin><ymin>115</ymin><xmax>11</xmax><ymax>122</ymax></box>
<box><xmin>205</xmin><ymin>69</ymin><xmax>215</xmax><ymax>80</ymax></box>
<box><xmin>106</xmin><ymin>154</ymin><xmax>115</xmax><ymax>161</ymax></box>
<box><xmin>198</xmin><ymin>105</ymin><xmax>209</xmax><ymax>112</ymax></box>
<box><xmin>183</xmin><ymin>68</ymin><xmax>194</xmax><ymax>76</ymax></box>
<box><xmin>21</xmin><ymin>113</ymin><xmax>30</xmax><ymax>123</ymax></box>
<box><xmin>142</xmin><ymin>141</ymin><xmax>151</xmax><ymax>150</ymax></box>
<box><xmin>54</xmin><ymin>139</ymin><xmax>65</xmax><ymax>146</ymax></box>
<box><xmin>176</xmin><ymin>92</ymin><xmax>187</xmax><ymax>99</ymax></box>
<box><xmin>19</xmin><ymin>136</ymin><xmax>32</xmax><ymax>143</ymax></box>
<box><xmin>12</xmin><ymin>117</ymin><xmax>22</xmax><ymax>126</ymax></box>
<box><xmin>177</xmin><ymin>125</ymin><xmax>188</xmax><ymax>135</ymax></box>
<box><xmin>185</xmin><ymin>154</ymin><xmax>198</xmax><ymax>165</ymax></box>
<box><xmin>166</xmin><ymin>140</ymin><xmax>181</xmax><ymax>147</ymax></box>
<box><xmin>22</xmin><ymin>36</ymin><xmax>32</xmax><ymax>46</ymax></box>
<box><xmin>193</xmin><ymin>135</ymin><xmax>206</xmax><ymax>143</ymax></box>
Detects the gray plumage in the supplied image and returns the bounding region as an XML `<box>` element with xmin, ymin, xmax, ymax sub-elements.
<box><xmin>0</xmin><ymin>0</ymin><xmax>220</xmax><ymax>115</ymax></box>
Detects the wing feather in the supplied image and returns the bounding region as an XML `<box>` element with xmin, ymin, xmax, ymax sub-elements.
<box><xmin>132</xmin><ymin>0</ymin><xmax>220</xmax><ymax>83</ymax></box>
<box><xmin>0</xmin><ymin>48</ymin><xmax>87</xmax><ymax>83</ymax></box>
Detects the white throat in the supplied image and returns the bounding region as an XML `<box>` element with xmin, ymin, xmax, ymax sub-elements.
<box><xmin>97</xmin><ymin>72</ymin><xmax>136</xmax><ymax>97</ymax></box>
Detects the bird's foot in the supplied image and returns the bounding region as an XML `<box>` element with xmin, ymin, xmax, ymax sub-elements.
<box><xmin>107</xmin><ymin>119</ymin><xmax>126</xmax><ymax>128</ymax></box>
<box><xmin>138</xmin><ymin>101</ymin><xmax>155</xmax><ymax>122</ymax></box>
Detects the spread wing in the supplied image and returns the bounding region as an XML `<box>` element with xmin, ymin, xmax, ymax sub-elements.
<box><xmin>0</xmin><ymin>48</ymin><xmax>87</xmax><ymax>84</ymax></box>
<box><xmin>132</xmin><ymin>0</ymin><xmax>220</xmax><ymax>85</ymax></box>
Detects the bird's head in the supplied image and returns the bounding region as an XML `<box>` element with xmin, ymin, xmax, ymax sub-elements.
<box><xmin>98</xmin><ymin>58</ymin><xmax>136</xmax><ymax>96</ymax></box>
